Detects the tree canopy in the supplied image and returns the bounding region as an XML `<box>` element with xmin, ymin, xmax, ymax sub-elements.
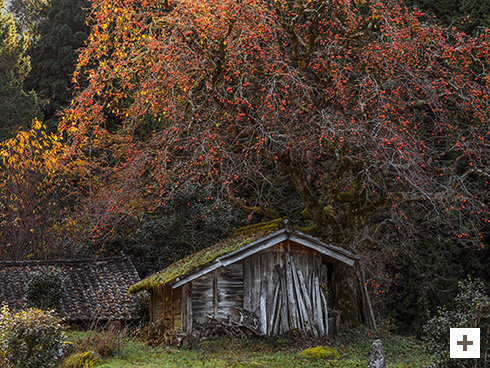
<box><xmin>0</xmin><ymin>0</ymin><xmax>40</xmax><ymax>140</ymax></box>
<box><xmin>64</xmin><ymin>0</ymin><xmax>489</xmax><ymax>251</ymax></box>
<box><xmin>26</xmin><ymin>0</ymin><xmax>90</xmax><ymax>128</ymax></box>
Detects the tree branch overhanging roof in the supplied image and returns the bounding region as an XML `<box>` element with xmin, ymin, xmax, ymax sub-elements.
<box><xmin>129</xmin><ymin>220</ymin><xmax>360</xmax><ymax>294</ymax></box>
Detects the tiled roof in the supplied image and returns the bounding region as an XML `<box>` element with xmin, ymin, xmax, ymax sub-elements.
<box><xmin>0</xmin><ymin>256</ymin><xmax>141</xmax><ymax>321</ymax></box>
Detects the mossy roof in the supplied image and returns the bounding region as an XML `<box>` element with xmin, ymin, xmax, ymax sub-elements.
<box><xmin>128</xmin><ymin>219</ymin><xmax>283</xmax><ymax>294</ymax></box>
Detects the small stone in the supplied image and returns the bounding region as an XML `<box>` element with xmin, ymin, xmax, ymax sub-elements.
<box><xmin>367</xmin><ymin>339</ymin><xmax>386</xmax><ymax>368</ymax></box>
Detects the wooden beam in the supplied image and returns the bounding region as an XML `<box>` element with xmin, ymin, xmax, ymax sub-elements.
<box><xmin>171</xmin><ymin>232</ymin><xmax>288</xmax><ymax>289</ymax></box>
<box><xmin>259</xmin><ymin>280</ymin><xmax>268</xmax><ymax>335</ymax></box>
<box><xmin>220</xmin><ymin>232</ymin><xmax>289</xmax><ymax>268</ymax></box>
<box><xmin>297</xmin><ymin>268</ymin><xmax>318</xmax><ymax>337</ymax></box>
<box><xmin>285</xmin><ymin>253</ymin><xmax>300</xmax><ymax>330</ymax></box>
<box><xmin>289</xmin><ymin>233</ymin><xmax>357</xmax><ymax>266</ymax></box>
<box><xmin>314</xmin><ymin>277</ymin><xmax>325</xmax><ymax>336</ymax></box>
<box><xmin>291</xmin><ymin>260</ymin><xmax>314</xmax><ymax>335</ymax></box>
<box><xmin>269</xmin><ymin>279</ymin><xmax>281</xmax><ymax>335</ymax></box>
<box><xmin>320</xmin><ymin>287</ymin><xmax>329</xmax><ymax>336</ymax></box>
<box><xmin>275</xmin><ymin>265</ymin><xmax>289</xmax><ymax>333</ymax></box>
<box><xmin>357</xmin><ymin>262</ymin><xmax>377</xmax><ymax>331</ymax></box>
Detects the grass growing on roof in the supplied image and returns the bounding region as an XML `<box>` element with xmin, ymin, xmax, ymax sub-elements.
<box><xmin>129</xmin><ymin>220</ymin><xmax>284</xmax><ymax>293</ymax></box>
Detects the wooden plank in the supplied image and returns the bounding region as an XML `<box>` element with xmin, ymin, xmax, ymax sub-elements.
<box><xmin>268</xmin><ymin>279</ymin><xmax>281</xmax><ymax>334</ymax></box>
<box><xmin>296</xmin><ymin>268</ymin><xmax>318</xmax><ymax>337</ymax></box>
<box><xmin>284</xmin><ymin>253</ymin><xmax>299</xmax><ymax>330</ymax></box>
<box><xmin>243</xmin><ymin>259</ymin><xmax>252</xmax><ymax>311</ymax></box>
<box><xmin>213</xmin><ymin>270</ymin><xmax>218</xmax><ymax>318</ymax></box>
<box><xmin>314</xmin><ymin>277</ymin><xmax>325</xmax><ymax>336</ymax></box>
<box><xmin>259</xmin><ymin>280</ymin><xmax>268</xmax><ymax>335</ymax></box>
<box><xmin>275</xmin><ymin>265</ymin><xmax>289</xmax><ymax>333</ymax></box>
<box><xmin>291</xmin><ymin>259</ymin><xmax>310</xmax><ymax>333</ymax></box>
<box><xmin>288</xmin><ymin>233</ymin><xmax>357</xmax><ymax>266</ymax></box>
<box><xmin>320</xmin><ymin>288</ymin><xmax>329</xmax><ymax>336</ymax></box>
<box><xmin>358</xmin><ymin>265</ymin><xmax>377</xmax><ymax>331</ymax></box>
<box><xmin>272</xmin><ymin>291</ymin><xmax>282</xmax><ymax>335</ymax></box>
<box><xmin>220</xmin><ymin>230</ymin><xmax>288</xmax><ymax>263</ymax></box>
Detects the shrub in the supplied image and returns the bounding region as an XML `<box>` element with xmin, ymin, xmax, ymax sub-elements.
<box><xmin>0</xmin><ymin>305</ymin><xmax>65</xmax><ymax>368</ymax></box>
<box><xmin>423</xmin><ymin>277</ymin><xmax>489</xmax><ymax>368</ymax></box>
<box><xmin>299</xmin><ymin>346</ymin><xmax>339</xmax><ymax>360</ymax></box>
<box><xmin>23</xmin><ymin>267</ymin><xmax>64</xmax><ymax>310</ymax></box>
<box><xmin>64</xmin><ymin>351</ymin><xmax>100</xmax><ymax>368</ymax></box>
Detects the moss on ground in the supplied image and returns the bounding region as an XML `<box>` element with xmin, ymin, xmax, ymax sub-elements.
<box><xmin>62</xmin><ymin>326</ymin><xmax>433</xmax><ymax>368</ymax></box>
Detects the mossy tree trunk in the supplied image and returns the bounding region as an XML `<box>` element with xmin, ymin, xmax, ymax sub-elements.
<box><xmin>273</xmin><ymin>152</ymin><xmax>381</xmax><ymax>327</ymax></box>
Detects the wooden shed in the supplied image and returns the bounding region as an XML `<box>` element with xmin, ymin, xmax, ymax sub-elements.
<box><xmin>129</xmin><ymin>221</ymin><xmax>375</xmax><ymax>336</ymax></box>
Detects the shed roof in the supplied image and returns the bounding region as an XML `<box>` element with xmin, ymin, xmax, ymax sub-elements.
<box><xmin>129</xmin><ymin>221</ymin><xmax>360</xmax><ymax>293</ymax></box>
<box><xmin>0</xmin><ymin>256</ymin><xmax>140</xmax><ymax>321</ymax></box>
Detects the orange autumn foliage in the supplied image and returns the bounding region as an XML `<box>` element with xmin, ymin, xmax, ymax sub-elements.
<box><xmin>62</xmin><ymin>0</ymin><xmax>489</xmax><ymax>249</ymax></box>
<box><xmin>0</xmin><ymin>120</ymin><xmax>67</xmax><ymax>259</ymax></box>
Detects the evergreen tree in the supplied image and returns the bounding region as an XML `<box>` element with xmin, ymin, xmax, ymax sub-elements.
<box><xmin>0</xmin><ymin>0</ymin><xmax>40</xmax><ymax>140</ymax></box>
<box><xmin>26</xmin><ymin>0</ymin><xmax>89</xmax><ymax>128</ymax></box>
<box><xmin>6</xmin><ymin>0</ymin><xmax>48</xmax><ymax>38</ymax></box>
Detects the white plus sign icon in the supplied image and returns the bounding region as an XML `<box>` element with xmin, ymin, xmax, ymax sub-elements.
<box><xmin>450</xmin><ymin>328</ymin><xmax>480</xmax><ymax>359</ymax></box>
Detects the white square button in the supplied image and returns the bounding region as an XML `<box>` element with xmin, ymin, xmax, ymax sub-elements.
<box><xmin>450</xmin><ymin>328</ymin><xmax>480</xmax><ymax>359</ymax></box>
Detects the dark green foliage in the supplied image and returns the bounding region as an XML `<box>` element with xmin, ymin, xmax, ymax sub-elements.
<box><xmin>0</xmin><ymin>305</ymin><xmax>66</xmax><ymax>368</ymax></box>
<box><xmin>380</xmin><ymin>231</ymin><xmax>489</xmax><ymax>336</ymax></box>
<box><xmin>0</xmin><ymin>0</ymin><xmax>40</xmax><ymax>140</ymax></box>
<box><xmin>405</xmin><ymin>0</ymin><xmax>490</xmax><ymax>35</ymax></box>
<box><xmin>23</xmin><ymin>267</ymin><xmax>64</xmax><ymax>310</ymax></box>
<box><xmin>26</xmin><ymin>0</ymin><xmax>89</xmax><ymax>128</ymax></box>
<box><xmin>109</xmin><ymin>183</ymin><xmax>246</xmax><ymax>278</ymax></box>
<box><xmin>423</xmin><ymin>277</ymin><xmax>489</xmax><ymax>367</ymax></box>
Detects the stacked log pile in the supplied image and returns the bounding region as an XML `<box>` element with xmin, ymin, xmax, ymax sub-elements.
<box><xmin>264</xmin><ymin>253</ymin><xmax>329</xmax><ymax>337</ymax></box>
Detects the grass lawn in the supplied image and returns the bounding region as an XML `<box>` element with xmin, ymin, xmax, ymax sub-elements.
<box><xmin>63</xmin><ymin>326</ymin><xmax>433</xmax><ymax>368</ymax></box>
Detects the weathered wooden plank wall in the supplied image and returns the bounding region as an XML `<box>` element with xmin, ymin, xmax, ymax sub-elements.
<box><xmin>190</xmin><ymin>272</ymin><xmax>213</xmax><ymax>325</ymax></box>
<box><xmin>216</xmin><ymin>262</ymin><xmax>243</xmax><ymax>320</ymax></box>
<box><xmin>242</xmin><ymin>240</ymin><xmax>330</xmax><ymax>336</ymax></box>
<box><xmin>187</xmin><ymin>262</ymin><xmax>244</xmax><ymax>328</ymax></box>
<box><xmin>150</xmin><ymin>285</ymin><xmax>182</xmax><ymax>328</ymax></box>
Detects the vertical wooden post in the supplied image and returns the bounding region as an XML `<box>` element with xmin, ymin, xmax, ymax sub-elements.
<box><xmin>213</xmin><ymin>270</ymin><xmax>218</xmax><ymax>318</ymax></box>
<box><xmin>259</xmin><ymin>280</ymin><xmax>268</xmax><ymax>335</ymax></box>
<box><xmin>285</xmin><ymin>252</ymin><xmax>300</xmax><ymax>329</ymax></box>
<box><xmin>269</xmin><ymin>279</ymin><xmax>281</xmax><ymax>334</ymax></box>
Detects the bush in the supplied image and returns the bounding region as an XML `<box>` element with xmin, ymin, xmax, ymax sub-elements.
<box><xmin>0</xmin><ymin>305</ymin><xmax>66</xmax><ymax>368</ymax></box>
<box><xmin>423</xmin><ymin>277</ymin><xmax>489</xmax><ymax>368</ymax></box>
<box><xmin>64</xmin><ymin>351</ymin><xmax>100</xmax><ymax>368</ymax></box>
<box><xmin>23</xmin><ymin>267</ymin><xmax>64</xmax><ymax>310</ymax></box>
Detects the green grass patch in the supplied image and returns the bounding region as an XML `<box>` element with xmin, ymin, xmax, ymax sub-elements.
<box><xmin>61</xmin><ymin>326</ymin><xmax>433</xmax><ymax>368</ymax></box>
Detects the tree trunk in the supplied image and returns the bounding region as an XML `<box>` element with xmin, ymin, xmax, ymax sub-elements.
<box><xmin>276</xmin><ymin>152</ymin><xmax>360</xmax><ymax>327</ymax></box>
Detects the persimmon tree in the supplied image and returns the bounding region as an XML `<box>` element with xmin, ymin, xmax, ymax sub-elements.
<box><xmin>63</xmin><ymin>0</ymin><xmax>490</xmax><ymax>324</ymax></box>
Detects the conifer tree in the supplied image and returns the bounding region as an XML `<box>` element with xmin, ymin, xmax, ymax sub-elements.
<box><xmin>0</xmin><ymin>0</ymin><xmax>40</xmax><ymax>140</ymax></box>
<box><xmin>27</xmin><ymin>0</ymin><xmax>89</xmax><ymax>128</ymax></box>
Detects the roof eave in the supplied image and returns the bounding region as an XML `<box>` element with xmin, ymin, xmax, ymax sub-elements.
<box><xmin>130</xmin><ymin>229</ymin><xmax>361</xmax><ymax>293</ymax></box>
<box><xmin>169</xmin><ymin>229</ymin><xmax>289</xmax><ymax>289</ymax></box>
